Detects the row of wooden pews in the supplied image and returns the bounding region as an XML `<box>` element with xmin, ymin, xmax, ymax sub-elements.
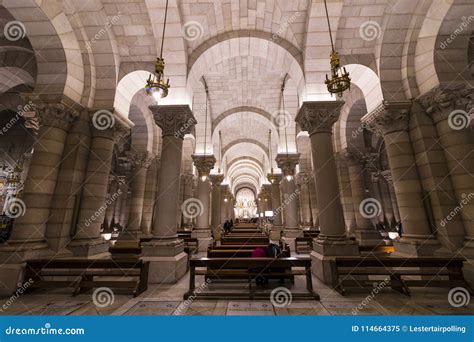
<box><xmin>185</xmin><ymin>223</ymin><xmax>320</xmax><ymax>300</ymax></box>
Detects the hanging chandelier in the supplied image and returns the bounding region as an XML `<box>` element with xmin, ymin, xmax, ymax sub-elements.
<box><xmin>145</xmin><ymin>0</ymin><xmax>170</xmax><ymax>102</ymax></box>
<box><xmin>323</xmin><ymin>0</ymin><xmax>351</xmax><ymax>97</ymax></box>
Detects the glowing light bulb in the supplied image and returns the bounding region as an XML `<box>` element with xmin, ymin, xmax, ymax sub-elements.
<box><xmin>201</xmin><ymin>175</ymin><xmax>207</xmax><ymax>181</ymax></box>
<box><xmin>286</xmin><ymin>175</ymin><xmax>292</xmax><ymax>181</ymax></box>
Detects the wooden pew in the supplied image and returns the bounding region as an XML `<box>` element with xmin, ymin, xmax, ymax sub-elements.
<box><xmin>221</xmin><ymin>236</ymin><xmax>269</xmax><ymax>245</ymax></box>
<box><xmin>24</xmin><ymin>259</ymin><xmax>149</xmax><ymax>297</ymax></box>
<box><xmin>185</xmin><ymin>257</ymin><xmax>319</xmax><ymax>300</ymax></box>
<box><xmin>332</xmin><ymin>256</ymin><xmax>472</xmax><ymax>296</ymax></box>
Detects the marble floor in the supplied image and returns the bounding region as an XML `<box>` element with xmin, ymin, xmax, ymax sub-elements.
<box><xmin>0</xmin><ymin>270</ymin><xmax>472</xmax><ymax>316</ymax></box>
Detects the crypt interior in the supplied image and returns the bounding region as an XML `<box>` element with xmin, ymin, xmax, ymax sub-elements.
<box><xmin>0</xmin><ymin>0</ymin><xmax>473</xmax><ymax>316</ymax></box>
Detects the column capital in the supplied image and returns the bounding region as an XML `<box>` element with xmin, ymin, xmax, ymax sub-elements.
<box><xmin>192</xmin><ymin>154</ymin><xmax>216</xmax><ymax>178</ymax></box>
<box><xmin>89</xmin><ymin>109</ymin><xmax>131</xmax><ymax>142</ymax></box>
<box><xmin>275</xmin><ymin>153</ymin><xmax>300</xmax><ymax>177</ymax></box>
<box><xmin>182</xmin><ymin>173</ymin><xmax>195</xmax><ymax>185</ymax></box>
<box><xmin>26</xmin><ymin>95</ymin><xmax>82</xmax><ymax>131</ymax></box>
<box><xmin>361</xmin><ymin>100</ymin><xmax>412</xmax><ymax>135</ymax></box>
<box><xmin>260</xmin><ymin>184</ymin><xmax>272</xmax><ymax>198</ymax></box>
<box><xmin>295</xmin><ymin>171</ymin><xmax>311</xmax><ymax>186</ymax></box>
<box><xmin>296</xmin><ymin>101</ymin><xmax>344</xmax><ymax>135</ymax></box>
<box><xmin>416</xmin><ymin>83</ymin><xmax>473</xmax><ymax>124</ymax></box>
<box><xmin>125</xmin><ymin>152</ymin><xmax>153</xmax><ymax>170</ymax></box>
<box><xmin>209</xmin><ymin>173</ymin><xmax>224</xmax><ymax>187</ymax></box>
<box><xmin>149</xmin><ymin>104</ymin><xmax>196</xmax><ymax>138</ymax></box>
<box><xmin>267</xmin><ymin>172</ymin><xmax>282</xmax><ymax>185</ymax></box>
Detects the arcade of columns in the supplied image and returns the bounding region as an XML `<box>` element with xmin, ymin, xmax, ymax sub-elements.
<box><xmin>0</xmin><ymin>82</ymin><xmax>472</xmax><ymax>293</ymax></box>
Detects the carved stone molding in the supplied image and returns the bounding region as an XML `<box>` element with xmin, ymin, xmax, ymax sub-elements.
<box><xmin>149</xmin><ymin>104</ymin><xmax>196</xmax><ymax>138</ymax></box>
<box><xmin>192</xmin><ymin>154</ymin><xmax>216</xmax><ymax>178</ymax></box>
<box><xmin>182</xmin><ymin>173</ymin><xmax>195</xmax><ymax>186</ymax></box>
<box><xmin>296</xmin><ymin>101</ymin><xmax>344</xmax><ymax>135</ymax></box>
<box><xmin>361</xmin><ymin>100</ymin><xmax>412</xmax><ymax>136</ymax></box>
<box><xmin>275</xmin><ymin>153</ymin><xmax>300</xmax><ymax>177</ymax></box>
<box><xmin>416</xmin><ymin>83</ymin><xmax>473</xmax><ymax>124</ymax></box>
<box><xmin>125</xmin><ymin>152</ymin><xmax>153</xmax><ymax>171</ymax></box>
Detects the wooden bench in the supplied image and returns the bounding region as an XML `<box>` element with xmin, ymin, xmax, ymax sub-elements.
<box><xmin>185</xmin><ymin>257</ymin><xmax>319</xmax><ymax>300</ymax></box>
<box><xmin>332</xmin><ymin>256</ymin><xmax>472</xmax><ymax>296</ymax></box>
<box><xmin>207</xmin><ymin>248</ymin><xmax>291</xmax><ymax>258</ymax></box>
<box><xmin>24</xmin><ymin>259</ymin><xmax>149</xmax><ymax>297</ymax></box>
<box><xmin>221</xmin><ymin>236</ymin><xmax>269</xmax><ymax>245</ymax></box>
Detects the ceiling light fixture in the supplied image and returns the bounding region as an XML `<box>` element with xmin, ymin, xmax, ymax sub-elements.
<box><xmin>145</xmin><ymin>0</ymin><xmax>170</xmax><ymax>102</ymax></box>
<box><xmin>323</xmin><ymin>0</ymin><xmax>351</xmax><ymax>97</ymax></box>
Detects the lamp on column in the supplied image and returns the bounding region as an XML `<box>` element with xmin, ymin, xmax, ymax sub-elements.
<box><xmin>323</xmin><ymin>0</ymin><xmax>351</xmax><ymax>97</ymax></box>
<box><xmin>145</xmin><ymin>0</ymin><xmax>170</xmax><ymax>102</ymax></box>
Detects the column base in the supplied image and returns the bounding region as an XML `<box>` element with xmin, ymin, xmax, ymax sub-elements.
<box><xmin>310</xmin><ymin>238</ymin><xmax>359</xmax><ymax>286</ymax></box>
<box><xmin>67</xmin><ymin>238</ymin><xmax>110</xmax><ymax>258</ymax></box>
<box><xmin>0</xmin><ymin>263</ymin><xmax>23</xmax><ymax>296</ymax></box>
<box><xmin>392</xmin><ymin>237</ymin><xmax>439</xmax><ymax>256</ymax></box>
<box><xmin>462</xmin><ymin>238</ymin><xmax>474</xmax><ymax>259</ymax></box>
<box><xmin>283</xmin><ymin>228</ymin><xmax>303</xmax><ymax>239</ymax></box>
<box><xmin>270</xmin><ymin>225</ymin><xmax>283</xmax><ymax>241</ymax></box>
<box><xmin>0</xmin><ymin>241</ymin><xmax>51</xmax><ymax>263</ymax></box>
<box><xmin>191</xmin><ymin>229</ymin><xmax>212</xmax><ymax>251</ymax></box>
<box><xmin>141</xmin><ymin>238</ymin><xmax>187</xmax><ymax>284</ymax></box>
<box><xmin>355</xmin><ymin>229</ymin><xmax>384</xmax><ymax>247</ymax></box>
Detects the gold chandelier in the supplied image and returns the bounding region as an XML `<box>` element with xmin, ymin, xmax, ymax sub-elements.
<box><xmin>145</xmin><ymin>0</ymin><xmax>170</xmax><ymax>102</ymax></box>
<box><xmin>323</xmin><ymin>0</ymin><xmax>351</xmax><ymax>97</ymax></box>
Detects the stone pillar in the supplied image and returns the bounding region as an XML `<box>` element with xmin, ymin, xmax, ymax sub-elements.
<box><xmin>276</xmin><ymin>153</ymin><xmax>302</xmax><ymax>247</ymax></box>
<box><xmin>381</xmin><ymin>170</ymin><xmax>400</xmax><ymax>225</ymax></box>
<box><xmin>344</xmin><ymin>148</ymin><xmax>383</xmax><ymax>246</ymax></box>
<box><xmin>308</xmin><ymin>177</ymin><xmax>319</xmax><ymax>229</ymax></box>
<box><xmin>142</xmin><ymin>104</ymin><xmax>196</xmax><ymax>283</ymax></box>
<box><xmin>220</xmin><ymin>184</ymin><xmax>229</xmax><ymax>224</ymax></box>
<box><xmin>379</xmin><ymin>171</ymin><xmax>397</xmax><ymax>228</ymax></box>
<box><xmin>191</xmin><ymin>154</ymin><xmax>216</xmax><ymax>251</ymax></box>
<box><xmin>46</xmin><ymin>107</ymin><xmax>89</xmax><ymax>254</ymax></box>
<box><xmin>267</xmin><ymin>173</ymin><xmax>283</xmax><ymax>239</ymax></box>
<box><xmin>68</xmin><ymin>112</ymin><xmax>130</xmax><ymax>257</ymax></box>
<box><xmin>418</xmin><ymin>84</ymin><xmax>474</xmax><ymax>256</ymax></box>
<box><xmin>119</xmin><ymin>184</ymin><xmax>131</xmax><ymax>227</ymax></box>
<box><xmin>0</xmin><ymin>99</ymin><xmax>79</xmax><ymax>259</ymax></box>
<box><xmin>118</xmin><ymin>152</ymin><xmax>152</xmax><ymax>240</ymax></box>
<box><xmin>362</xmin><ymin>101</ymin><xmax>438</xmax><ymax>256</ymax></box>
<box><xmin>296</xmin><ymin>101</ymin><xmax>359</xmax><ymax>284</ymax></box>
<box><xmin>210</xmin><ymin>174</ymin><xmax>224</xmax><ymax>237</ymax></box>
<box><xmin>141</xmin><ymin>156</ymin><xmax>159</xmax><ymax>236</ymax></box>
<box><xmin>296</xmin><ymin>172</ymin><xmax>312</xmax><ymax>229</ymax></box>
<box><xmin>104</xmin><ymin>177</ymin><xmax>118</xmax><ymax>231</ymax></box>
<box><xmin>113</xmin><ymin>176</ymin><xmax>126</xmax><ymax>229</ymax></box>
<box><xmin>181</xmin><ymin>173</ymin><xmax>195</xmax><ymax>229</ymax></box>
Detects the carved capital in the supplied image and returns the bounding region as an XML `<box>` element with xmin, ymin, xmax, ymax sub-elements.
<box><xmin>296</xmin><ymin>101</ymin><xmax>344</xmax><ymax>135</ymax></box>
<box><xmin>343</xmin><ymin>147</ymin><xmax>365</xmax><ymax>166</ymax></box>
<box><xmin>192</xmin><ymin>154</ymin><xmax>216</xmax><ymax>178</ymax></box>
<box><xmin>209</xmin><ymin>173</ymin><xmax>224</xmax><ymax>187</ymax></box>
<box><xmin>295</xmin><ymin>171</ymin><xmax>311</xmax><ymax>186</ymax></box>
<box><xmin>149</xmin><ymin>104</ymin><xmax>196</xmax><ymax>138</ymax></box>
<box><xmin>416</xmin><ymin>83</ymin><xmax>473</xmax><ymax>124</ymax></box>
<box><xmin>275</xmin><ymin>153</ymin><xmax>300</xmax><ymax>177</ymax></box>
<box><xmin>182</xmin><ymin>173</ymin><xmax>195</xmax><ymax>186</ymax></box>
<box><xmin>26</xmin><ymin>95</ymin><xmax>82</xmax><ymax>131</ymax></box>
<box><xmin>126</xmin><ymin>152</ymin><xmax>153</xmax><ymax>170</ymax></box>
<box><xmin>361</xmin><ymin>101</ymin><xmax>412</xmax><ymax>136</ymax></box>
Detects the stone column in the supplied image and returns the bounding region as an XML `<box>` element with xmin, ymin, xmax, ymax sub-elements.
<box><xmin>418</xmin><ymin>84</ymin><xmax>474</xmax><ymax>256</ymax></box>
<box><xmin>0</xmin><ymin>99</ymin><xmax>79</xmax><ymax>259</ymax></box>
<box><xmin>191</xmin><ymin>154</ymin><xmax>216</xmax><ymax>251</ymax></box>
<box><xmin>296</xmin><ymin>101</ymin><xmax>359</xmax><ymax>284</ymax></box>
<box><xmin>220</xmin><ymin>184</ymin><xmax>230</xmax><ymax>224</ymax></box>
<box><xmin>276</xmin><ymin>153</ymin><xmax>302</xmax><ymax>245</ymax></box>
<box><xmin>381</xmin><ymin>170</ymin><xmax>400</xmax><ymax>225</ymax></box>
<box><xmin>344</xmin><ymin>148</ymin><xmax>383</xmax><ymax>246</ymax></box>
<box><xmin>119</xmin><ymin>184</ymin><xmax>131</xmax><ymax>227</ymax></box>
<box><xmin>362</xmin><ymin>101</ymin><xmax>438</xmax><ymax>256</ymax></box>
<box><xmin>181</xmin><ymin>173</ymin><xmax>195</xmax><ymax>229</ymax></box>
<box><xmin>296</xmin><ymin>172</ymin><xmax>312</xmax><ymax>229</ymax></box>
<box><xmin>267</xmin><ymin>173</ymin><xmax>283</xmax><ymax>239</ymax></box>
<box><xmin>113</xmin><ymin>176</ymin><xmax>126</xmax><ymax>229</ymax></box>
<box><xmin>104</xmin><ymin>177</ymin><xmax>118</xmax><ymax>231</ymax></box>
<box><xmin>141</xmin><ymin>156</ymin><xmax>159</xmax><ymax>236</ymax></box>
<box><xmin>142</xmin><ymin>104</ymin><xmax>196</xmax><ymax>283</ymax></box>
<box><xmin>210</xmin><ymin>174</ymin><xmax>224</xmax><ymax>236</ymax></box>
<box><xmin>379</xmin><ymin>171</ymin><xmax>397</xmax><ymax>228</ymax></box>
<box><xmin>120</xmin><ymin>152</ymin><xmax>152</xmax><ymax>240</ymax></box>
<box><xmin>68</xmin><ymin>112</ymin><xmax>130</xmax><ymax>257</ymax></box>
<box><xmin>308</xmin><ymin>177</ymin><xmax>320</xmax><ymax>229</ymax></box>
